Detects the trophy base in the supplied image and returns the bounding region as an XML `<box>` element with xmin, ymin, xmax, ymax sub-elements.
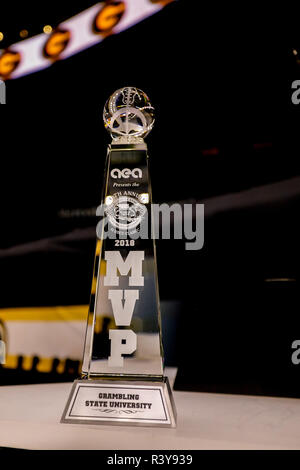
<box><xmin>61</xmin><ymin>376</ymin><xmax>177</xmax><ymax>428</ymax></box>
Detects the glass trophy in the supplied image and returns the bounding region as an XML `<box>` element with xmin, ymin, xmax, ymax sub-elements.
<box><xmin>61</xmin><ymin>87</ymin><xmax>177</xmax><ymax>427</ymax></box>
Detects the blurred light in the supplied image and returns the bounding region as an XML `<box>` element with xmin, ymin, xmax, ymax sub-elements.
<box><xmin>293</xmin><ymin>49</ymin><xmax>298</xmax><ymax>56</ymax></box>
<box><xmin>43</xmin><ymin>25</ymin><xmax>53</xmax><ymax>35</ymax></box>
<box><xmin>105</xmin><ymin>196</ymin><xmax>114</xmax><ymax>206</ymax></box>
<box><xmin>0</xmin><ymin>32</ymin><xmax>4</xmax><ymax>42</ymax></box>
<box><xmin>43</xmin><ymin>29</ymin><xmax>71</xmax><ymax>58</ymax></box>
<box><xmin>5</xmin><ymin>1</ymin><xmax>173</xmax><ymax>80</ymax></box>
<box><xmin>139</xmin><ymin>193</ymin><xmax>149</xmax><ymax>204</ymax></box>
<box><xmin>0</xmin><ymin>51</ymin><xmax>22</xmax><ymax>78</ymax></box>
<box><xmin>202</xmin><ymin>147</ymin><xmax>220</xmax><ymax>156</ymax></box>
<box><xmin>20</xmin><ymin>30</ymin><xmax>29</xmax><ymax>39</ymax></box>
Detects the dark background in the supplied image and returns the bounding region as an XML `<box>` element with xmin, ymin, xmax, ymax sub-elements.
<box><xmin>1</xmin><ymin>1</ymin><xmax>300</xmax><ymax>394</ymax></box>
<box><xmin>0</xmin><ymin>2</ymin><xmax>298</xmax><ymax>245</ymax></box>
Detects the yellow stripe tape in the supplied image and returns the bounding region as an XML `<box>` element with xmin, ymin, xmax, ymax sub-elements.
<box><xmin>91</xmin><ymin>277</ymin><xmax>97</xmax><ymax>294</ymax></box>
<box><xmin>0</xmin><ymin>305</ymin><xmax>89</xmax><ymax>322</ymax></box>
<box><xmin>2</xmin><ymin>355</ymin><xmax>80</xmax><ymax>373</ymax></box>
<box><xmin>100</xmin><ymin>259</ymin><xmax>106</xmax><ymax>275</ymax></box>
<box><xmin>96</xmin><ymin>240</ymin><xmax>101</xmax><ymax>256</ymax></box>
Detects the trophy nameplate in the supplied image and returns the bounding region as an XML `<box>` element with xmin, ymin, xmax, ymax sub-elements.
<box><xmin>61</xmin><ymin>87</ymin><xmax>176</xmax><ymax>427</ymax></box>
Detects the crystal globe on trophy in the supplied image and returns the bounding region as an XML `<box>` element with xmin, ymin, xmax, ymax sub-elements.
<box><xmin>103</xmin><ymin>87</ymin><xmax>155</xmax><ymax>143</ymax></box>
<box><xmin>61</xmin><ymin>87</ymin><xmax>176</xmax><ymax>427</ymax></box>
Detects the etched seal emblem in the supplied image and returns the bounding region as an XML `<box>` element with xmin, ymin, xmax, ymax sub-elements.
<box><xmin>105</xmin><ymin>195</ymin><xmax>147</xmax><ymax>231</ymax></box>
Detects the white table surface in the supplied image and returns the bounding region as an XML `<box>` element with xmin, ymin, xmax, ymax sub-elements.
<box><xmin>1</xmin><ymin>368</ymin><xmax>300</xmax><ymax>450</ymax></box>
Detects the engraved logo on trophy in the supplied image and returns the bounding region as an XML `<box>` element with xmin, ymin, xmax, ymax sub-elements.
<box><xmin>111</xmin><ymin>168</ymin><xmax>142</xmax><ymax>179</ymax></box>
<box><xmin>105</xmin><ymin>195</ymin><xmax>147</xmax><ymax>231</ymax></box>
<box><xmin>61</xmin><ymin>87</ymin><xmax>176</xmax><ymax>427</ymax></box>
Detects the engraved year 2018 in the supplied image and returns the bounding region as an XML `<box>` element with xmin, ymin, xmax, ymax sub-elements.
<box><xmin>114</xmin><ymin>240</ymin><xmax>135</xmax><ymax>247</ymax></box>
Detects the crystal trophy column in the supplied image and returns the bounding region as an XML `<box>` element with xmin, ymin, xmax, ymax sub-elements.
<box><xmin>61</xmin><ymin>87</ymin><xmax>177</xmax><ymax>427</ymax></box>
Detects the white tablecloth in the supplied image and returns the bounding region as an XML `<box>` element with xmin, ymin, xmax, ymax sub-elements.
<box><xmin>1</xmin><ymin>368</ymin><xmax>300</xmax><ymax>450</ymax></box>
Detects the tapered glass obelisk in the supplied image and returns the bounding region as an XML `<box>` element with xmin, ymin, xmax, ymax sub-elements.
<box><xmin>61</xmin><ymin>87</ymin><xmax>176</xmax><ymax>427</ymax></box>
